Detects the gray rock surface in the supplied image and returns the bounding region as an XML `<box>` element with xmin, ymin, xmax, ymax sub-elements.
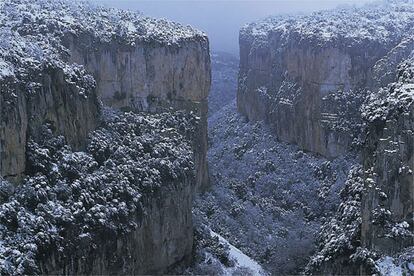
<box><xmin>0</xmin><ymin>0</ymin><xmax>211</xmax><ymax>274</ymax></box>
<box><xmin>361</xmin><ymin>58</ymin><xmax>414</xmax><ymax>257</ymax></box>
<box><xmin>238</xmin><ymin>1</ymin><xmax>414</xmax><ymax>158</ymax></box>
<box><xmin>0</xmin><ymin>65</ymin><xmax>99</xmax><ymax>183</ymax></box>
<box><xmin>64</xmin><ymin>32</ymin><xmax>211</xmax><ymax>191</ymax></box>
<box><xmin>0</xmin><ymin>0</ymin><xmax>211</xmax><ymax>190</ymax></box>
<box><xmin>306</xmin><ymin>55</ymin><xmax>414</xmax><ymax>276</ymax></box>
<box><xmin>38</xmin><ymin>178</ymin><xmax>194</xmax><ymax>275</ymax></box>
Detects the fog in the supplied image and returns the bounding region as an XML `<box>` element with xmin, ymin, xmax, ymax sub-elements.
<box><xmin>93</xmin><ymin>0</ymin><xmax>374</xmax><ymax>55</ymax></box>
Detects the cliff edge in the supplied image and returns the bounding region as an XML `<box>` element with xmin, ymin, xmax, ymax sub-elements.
<box><xmin>0</xmin><ymin>0</ymin><xmax>211</xmax><ymax>274</ymax></box>
<box><xmin>238</xmin><ymin>1</ymin><xmax>414</xmax><ymax>158</ymax></box>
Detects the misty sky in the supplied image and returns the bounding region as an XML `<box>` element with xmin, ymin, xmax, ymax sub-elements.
<box><xmin>93</xmin><ymin>0</ymin><xmax>374</xmax><ymax>55</ymax></box>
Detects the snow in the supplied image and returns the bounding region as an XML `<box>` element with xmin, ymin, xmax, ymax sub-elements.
<box><xmin>125</xmin><ymin>21</ymin><xmax>137</xmax><ymax>33</ymax></box>
<box><xmin>0</xmin><ymin>109</ymin><xmax>197</xmax><ymax>274</ymax></box>
<box><xmin>376</xmin><ymin>255</ymin><xmax>414</xmax><ymax>276</ymax></box>
<box><xmin>362</xmin><ymin>57</ymin><xmax>414</xmax><ymax>123</ymax></box>
<box><xmin>62</xmin><ymin>15</ymin><xmax>75</xmax><ymax>24</ymax></box>
<box><xmin>210</xmin><ymin>230</ymin><xmax>268</xmax><ymax>276</ymax></box>
<box><xmin>0</xmin><ymin>0</ymin><xmax>207</xmax><ymax>91</ymax></box>
<box><xmin>241</xmin><ymin>0</ymin><xmax>414</xmax><ymax>46</ymax></box>
<box><xmin>0</xmin><ymin>60</ymin><xmax>14</xmax><ymax>78</ymax></box>
<box><xmin>196</xmin><ymin>99</ymin><xmax>355</xmax><ymax>274</ymax></box>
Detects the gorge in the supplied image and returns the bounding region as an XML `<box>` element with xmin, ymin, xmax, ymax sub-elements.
<box><xmin>0</xmin><ymin>0</ymin><xmax>413</xmax><ymax>275</ymax></box>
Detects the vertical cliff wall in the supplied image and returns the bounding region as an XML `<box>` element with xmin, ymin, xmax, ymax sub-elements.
<box><xmin>63</xmin><ymin>33</ymin><xmax>211</xmax><ymax>191</ymax></box>
<box><xmin>238</xmin><ymin>2</ymin><xmax>414</xmax><ymax>158</ymax></box>
<box><xmin>361</xmin><ymin>59</ymin><xmax>414</xmax><ymax>257</ymax></box>
<box><xmin>0</xmin><ymin>0</ymin><xmax>211</xmax><ymax>274</ymax></box>
<box><xmin>38</xmin><ymin>177</ymin><xmax>195</xmax><ymax>275</ymax></box>
<box><xmin>306</xmin><ymin>53</ymin><xmax>414</xmax><ymax>276</ymax></box>
<box><xmin>0</xmin><ymin>110</ymin><xmax>197</xmax><ymax>275</ymax></box>
<box><xmin>0</xmin><ymin>64</ymin><xmax>100</xmax><ymax>182</ymax></box>
<box><xmin>0</xmin><ymin>0</ymin><xmax>211</xmax><ymax>190</ymax></box>
<box><xmin>238</xmin><ymin>2</ymin><xmax>414</xmax><ymax>274</ymax></box>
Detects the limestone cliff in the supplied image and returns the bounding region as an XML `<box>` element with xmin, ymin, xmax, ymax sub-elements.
<box><xmin>306</xmin><ymin>55</ymin><xmax>414</xmax><ymax>276</ymax></box>
<box><xmin>0</xmin><ymin>0</ymin><xmax>210</xmax><ymax>190</ymax></box>
<box><xmin>0</xmin><ymin>110</ymin><xmax>197</xmax><ymax>275</ymax></box>
<box><xmin>238</xmin><ymin>1</ymin><xmax>414</xmax><ymax>274</ymax></box>
<box><xmin>238</xmin><ymin>1</ymin><xmax>414</xmax><ymax>158</ymax></box>
<box><xmin>0</xmin><ymin>0</ymin><xmax>210</xmax><ymax>274</ymax></box>
<box><xmin>63</xmin><ymin>29</ymin><xmax>211</xmax><ymax>191</ymax></box>
<box><xmin>361</xmin><ymin>59</ymin><xmax>414</xmax><ymax>258</ymax></box>
<box><xmin>0</xmin><ymin>64</ymin><xmax>100</xmax><ymax>182</ymax></box>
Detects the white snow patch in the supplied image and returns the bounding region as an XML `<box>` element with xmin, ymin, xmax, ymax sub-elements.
<box><xmin>0</xmin><ymin>60</ymin><xmax>14</xmax><ymax>78</ymax></box>
<box><xmin>376</xmin><ymin>256</ymin><xmax>403</xmax><ymax>276</ymax></box>
<box><xmin>376</xmin><ymin>255</ymin><xmax>414</xmax><ymax>276</ymax></box>
<box><xmin>125</xmin><ymin>21</ymin><xmax>137</xmax><ymax>33</ymax></box>
<box><xmin>210</xmin><ymin>230</ymin><xmax>268</xmax><ymax>276</ymax></box>
<box><xmin>62</xmin><ymin>15</ymin><xmax>75</xmax><ymax>24</ymax></box>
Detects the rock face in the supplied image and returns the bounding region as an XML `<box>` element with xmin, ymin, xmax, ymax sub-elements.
<box><xmin>64</xmin><ymin>33</ymin><xmax>211</xmax><ymax>190</ymax></box>
<box><xmin>306</xmin><ymin>50</ymin><xmax>414</xmax><ymax>276</ymax></box>
<box><xmin>0</xmin><ymin>0</ymin><xmax>211</xmax><ymax>190</ymax></box>
<box><xmin>361</xmin><ymin>59</ymin><xmax>414</xmax><ymax>257</ymax></box>
<box><xmin>238</xmin><ymin>1</ymin><xmax>414</xmax><ymax>158</ymax></box>
<box><xmin>0</xmin><ymin>0</ymin><xmax>210</xmax><ymax>274</ymax></box>
<box><xmin>0</xmin><ymin>110</ymin><xmax>197</xmax><ymax>275</ymax></box>
<box><xmin>38</xmin><ymin>178</ymin><xmax>194</xmax><ymax>275</ymax></box>
<box><xmin>238</xmin><ymin>1</ymin><xmax>414</xmax><ymax>274</ymax></box>
<box><xmin>0</xmin><ymin>65</ymin><xmax>99</xmax><ymax>182</ymax></box>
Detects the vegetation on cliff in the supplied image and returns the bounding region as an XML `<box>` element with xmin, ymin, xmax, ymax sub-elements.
<box><xmin>0</xmin><ymin>0</ymin><xmax>207</xmax><ymax>82</ymax></box>
<box><xmin>0</xmin><ymin>109</ymin><xmax>196</xmax><ymax>275</ymax></box>
<box><xmin>241</xmin><ymin>0</ymin><xmax>414</xmax><ymax>46</ymax></box>
<box><xmin>306</xmin><ymin>56</ymin><xmax>414</xmax><ymax>275</ymax></box>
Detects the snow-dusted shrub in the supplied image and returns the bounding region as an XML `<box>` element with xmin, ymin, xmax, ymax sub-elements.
<box><xmin>361</xmin><ymin>59</ymin><xmax>414</xmax><ymax>124</ymax></box>
<box><xmin>305</xmin><ymin>166</ymin><xmax>364</xmax><ymax>274</ymax></box>
<box><xmin>198</xmin><ymin>101</ymin><xmax>355</xmax><ymax>275</ymax></box>
<box><xmin>0</xmin><ymin>110</ymin><xmax>196</xmax><ymax>275</ymax></box>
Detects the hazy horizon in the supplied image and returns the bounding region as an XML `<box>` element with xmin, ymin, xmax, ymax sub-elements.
<box><xmin>95</xmin><ymin>0</ymin><xmax>374</xmax><ymax>55</ymax></box>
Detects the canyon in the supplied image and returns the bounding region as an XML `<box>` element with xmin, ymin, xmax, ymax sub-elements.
<box><xmin>0</xmin><ymin>0</ymin><xmax>413</xmax><ymax>275</ymax></box>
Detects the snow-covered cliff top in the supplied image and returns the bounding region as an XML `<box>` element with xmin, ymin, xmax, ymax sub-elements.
<box><xmin>0</xmin><ymin>0</ymin><xmax>207</xmax><ymax>80</ymax></box>
<box><xmin>241</xmin><ymin>0</ymin><xmax>414</xmax><ymax>45</ymax></box>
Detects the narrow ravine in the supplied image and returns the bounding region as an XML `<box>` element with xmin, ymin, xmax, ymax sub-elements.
<box><xmin>187</xmin><ymin>52</ymin><xmax>356</xmax><ymax>275</ymax></box>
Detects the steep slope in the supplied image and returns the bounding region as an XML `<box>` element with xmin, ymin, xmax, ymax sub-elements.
<box><xmin>238</xmin><ymin>1</ymin><xmax>414</xmax><ymax>158</ymax></box>
<box><xmin>0</xmin><ymin>110</ymin><xmax>197</xmax><ymax>275</ymax></box>
<box><xmin>306</xmin><ymin>55</ymin><xmax>414</xmax><ymax>275</ymax></box>
<box><xmin>361</xmin><ymin>58</ymin><xmax>414</xmax><ymax>268</ymax></box>
<box><xmin>0</xmin><ymin>0</ymin><xmax>211</xmax><ymax>274</ymax></box>
<box><xmin>0</xmin><ymin>109</ymin><xmax>195</xmax><ymax>275</ymax></box>
<box><xmin>0</xmin><ymin>0</ymin><xmax>211</xmax><ymax>190</ymax></box>
<box><xmin>238</xmin><ymin>1</ymin><xmax>414</xmax><ymax>274</ymax></box>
